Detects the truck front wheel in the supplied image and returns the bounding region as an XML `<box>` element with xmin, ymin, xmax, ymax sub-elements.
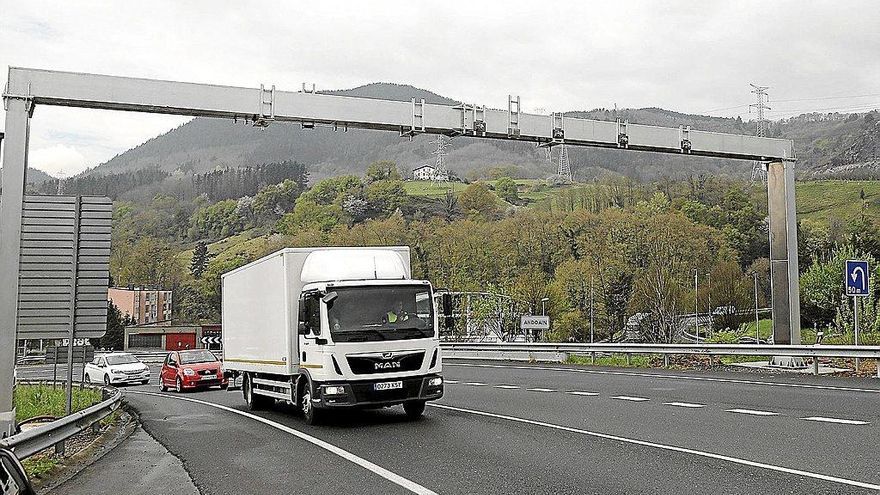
<box><xmin>301</xmin><ymin>383</ymin><xmax>322</xmax><ymax>425</ymax></box>
<box><xmin>403</xmin><ymin>400</ymin><xmax>426</xmax><ymax>419</ymax></box>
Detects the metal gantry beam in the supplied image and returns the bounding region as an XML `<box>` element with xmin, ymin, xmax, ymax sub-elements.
<box><xmin>3</xmin><ymin>67</ymin><xmax>795</xmax><ymax>161</ymax></box>
<box><xmin>0</xmin><ymin>66</ymin><xmax>800</xmax><ymax>436</ymax></box>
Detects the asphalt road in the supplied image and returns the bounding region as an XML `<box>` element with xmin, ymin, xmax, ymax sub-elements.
<box><xmin>23</xmin><ymin>360</ymin><xmax>880</xmax><ymax>494</ymax></box>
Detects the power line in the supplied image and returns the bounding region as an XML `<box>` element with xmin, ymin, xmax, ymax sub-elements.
<box><xmin>768</xmin><ymin>102</ymin><xmax>880</xmax><ymax>117</ymax></box>
<box><xmin>700</xmin><ymin>92</ymin><xmax>880</xmax><ymax>115</ymax></box>
<box><xmin>773</xmin><ymin>92</ymin><xmax>880</xmax><ymax>103</ymax></box>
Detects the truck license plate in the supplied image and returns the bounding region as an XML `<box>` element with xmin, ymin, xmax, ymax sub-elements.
<box><xmin>374</xmin><ymin>381</ymin><xmax>403</xmax><ymax>391</ymax></box>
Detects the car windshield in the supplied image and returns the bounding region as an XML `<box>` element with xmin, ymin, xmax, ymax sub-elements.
<box><xmin>106</xmin><ymin>354</ymin><xmax>139</xmax><ymax>365</ymax></box>
<box><xmin>326</xmin><ymin>285</ymin><xmax>434</xmax><ymax>342</ymax></box>
<box><xmin>179</xmin><ymin>350</ymin><xmax>218</xmax><ymax>364</ymax></box>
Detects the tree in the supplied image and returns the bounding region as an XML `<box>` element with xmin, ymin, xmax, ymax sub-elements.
<box><xmin>801</xmin><ymin>245</ymin><xmax>879</xmax><ymax>333</ymax></box>
<box><xmin>252</xmin><ymin>179</ymin><xmax>305</xmax><ymax>222</ymax></box>
<box><xmin>111</xmin><ymin>237</ymin><xmax>179</xmax><ymax>289</ymax></box>
<box><xmin>99</xmin><ymin>301</ymin><xmax>130</xmax><ymax>351</ymax></box>
<box><xmin>175</xmin><ymin>279</ymin><xmax>217</xmax><ymax>323</ymax></box>
<box><xmin>363</xmin><ymin>179</ymin><xmax>407</xmax><ymax>216</ymax></box>
<box><xmin>190</xmin><ymin>241</ymin><xmax>209</xmax><ymax>279</ymax></box>
<box><xmin>365</xmin><ymin>160</ymin><xmax>402</xmax><ymax>183</ymax></box>
<box><xmin>458</xmin><ymin>182</ymin><xmax>499</xmax><ymax>219</ymax></box>
<box><xmin>442</xmin><ymin>189</ymin><xmax>459</xmax><ymax>221</ymax></box>
<box><xmin>495</xmin><ymin>177</ymin><xmax>520</xmax><ymax>203</ymax></box>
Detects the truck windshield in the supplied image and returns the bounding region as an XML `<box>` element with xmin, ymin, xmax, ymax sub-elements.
<box><xmin>326</xmin><ymin>285</ymin><xmax>434</xmax><ymax>342</ymax></box>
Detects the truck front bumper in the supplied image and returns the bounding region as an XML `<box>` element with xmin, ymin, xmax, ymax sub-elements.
<box><xmin>314</xmin><ymin>374</ymin><xmax>443</xmax><ymax>409</ymax></box>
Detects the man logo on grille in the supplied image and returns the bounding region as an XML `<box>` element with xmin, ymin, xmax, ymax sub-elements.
<box><xmin>375</xmin><ymin>361</ymin><xmax>402</xmax><ymax>370</ymax></box>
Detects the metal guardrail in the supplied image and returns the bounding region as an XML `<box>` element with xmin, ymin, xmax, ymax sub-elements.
<box><xmin>440</xmin><ymin>342</ymin><xmax>880</xmax><ymax>359</ymax></box>
<box><xmin>0</xmin><ymin>382</ymin><xmax>122</xmax><ymax>459</ymax></box>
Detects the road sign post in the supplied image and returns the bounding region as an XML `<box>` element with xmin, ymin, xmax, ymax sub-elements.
<box><xmin>845</xmin><ymin>260</ymin><xmax>869</xmax><ymax>371</ymax></box>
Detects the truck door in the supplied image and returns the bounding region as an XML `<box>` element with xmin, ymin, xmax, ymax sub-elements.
<box><xmin>299</xmin><ymin>294</ymin><xmax>323</xmax><ymax>370</ymax></box>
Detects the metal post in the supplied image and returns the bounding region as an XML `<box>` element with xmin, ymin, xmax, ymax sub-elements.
<box><xmin>80</xmin><ymin>346</ymin><xmax>87</xmax><ymax>388</ymax></box>
<box><xmin>767</xmin><ymin>160</ymin><xmax>802</xmax><ymax>345</ymax></box>
<box><xmin>0</xmin><ymin>91</ymin><xmax>31</xmax><ymax>438</ymax></box>
<box><xmin>693</xmin><ymin>270</ymin><xmax>699</xmax><ymax>341</ymax></box>
<box><xmin>589</xmin><ymin>276</ymin><xmax>595</xmax><ymax>344</ymax></box>
<box><xmin>707</xmin><ymin>272</ymin><xmax>712</xmax><ymax>336</ymax></box>
<box><xmin>754</xmin><ymin>272</ymin><xmax>760</xmax><ymax>342</ymax></box>
<box><xmin>854</xmin><ymin>297</ymin><xmax>860</xmax><ymax>371</ymax></box>
<box><xmin>64</xmin><ymin>197</ymin><xmax>82</xmax><ymax>416</ymax></box>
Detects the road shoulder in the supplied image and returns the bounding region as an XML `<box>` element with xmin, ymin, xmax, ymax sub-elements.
<box><xmin>46</xmin><ymin>422</ymin><xmax>199</xmax><ymax>495</ymax></box>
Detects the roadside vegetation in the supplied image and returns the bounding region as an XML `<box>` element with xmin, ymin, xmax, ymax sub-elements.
<box><xmin>14</xmin><ymin>384</ymin><xmax>104</xmax><ymax>477</ymax></box>
<box><xmin>53</xmin><ymin>154</ymin><xmax>879</xmax><ymax>350</ymax></box>
<box><xmin>14</xmin><ymin>384</ymin><xmax>102</xmax><ymax>422</ymax></box>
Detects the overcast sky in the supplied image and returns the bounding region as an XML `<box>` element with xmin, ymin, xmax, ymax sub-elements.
<box><xmin>1</xmin><ymin>0</ymin><xmax>878</xmax><ymax>177</ymax></box>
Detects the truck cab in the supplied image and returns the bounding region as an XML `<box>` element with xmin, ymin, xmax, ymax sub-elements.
<box><xmin>296</xmin><ymin>280</ymin><xmax>443</xmax><ymax>421</ymax></box>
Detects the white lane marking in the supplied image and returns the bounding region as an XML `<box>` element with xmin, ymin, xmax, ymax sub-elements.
<box><xmin>128</xmin><ymin>391</ymin><xmax>437</xmax><ymax>495</ymax></box>
<box><xmin>446</xmin><ymin>362</ymin><xmax>880</xmax><ymax>394</ymax></box>
<box><xmin>801</xmin><ymin>416</ymin><xmax>870</xmax><ymax>425</ymax></box>
<box><xmin>664</xmin><ymin>402</ymin><xmax>705</xmax><ymax>408</ymax></box>
<box><xmin>567</xmin><ymin>391</ymin><xmax>599</xmax><ymax>396</ymax></box>
<box><xmin>444</xmin><ymin>380</ymin><xmax>460</xmax><ymax>384</ymax></box>
<box><xmin>429</xmin><ymin>403</ymin><xmax>880</xmax><ymax>491</ymax></box>
<box><xmin>494</xmin><ymin>385</ymin><xmax>520</xmax><ymax>389</ymax></box>
<box><xmin>727</xmin><ymin>408</ymin><xmax>778</xmax><ymax>416</ymax></box>
<box><xmin>464</xmin><ymin>382</ymin><xmax>487</xmax><ymax>386</ymax></box>
<box><xmin>527</xmin><ymin>388</ymin><xmax>555</xmax><ymax>392</ymax></box>
<box><xmin>612</xmin><ymin>396</ymin><xmax>650</xmax><ymax>402</ymax></box>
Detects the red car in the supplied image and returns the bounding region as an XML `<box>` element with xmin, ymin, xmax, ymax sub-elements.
<box><xmin>160</xmin><ymin>349</ymin><xmax>228</xmax><ymax>392</ymax></box>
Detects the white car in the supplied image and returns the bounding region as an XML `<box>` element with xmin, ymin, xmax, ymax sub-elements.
<box><xmin>84</xmin><ymin>352</ymin><xmax>151</xmax><ymax>386</ymax></box>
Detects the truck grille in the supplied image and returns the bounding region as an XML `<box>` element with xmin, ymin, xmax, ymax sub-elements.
<box><xmin>346</xmin><ymin>352</ymin><xmax>425</xmax><ymax>375</ymax></box>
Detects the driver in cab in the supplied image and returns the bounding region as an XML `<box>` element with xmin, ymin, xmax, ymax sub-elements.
<box><xmin>384</xmin><ymin>301</ymin><xmax>410</xmax><ymax>324</ymax></box>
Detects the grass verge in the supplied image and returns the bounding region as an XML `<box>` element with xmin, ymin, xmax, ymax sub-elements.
<box><xmin>14</xmin><ymin>383</ymin><xmax>104</xmax><ymax>478</ymax></box>
<box><xmin>14</xmin><ymin>383</ymin><xmax>102</xmax><ymax>423</ymax></box>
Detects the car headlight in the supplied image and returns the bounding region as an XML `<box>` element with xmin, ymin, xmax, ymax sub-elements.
<box><xmin>183</xmin><ymin>368</ymin><xmax>195</xmax><ymax>376</ymax></box>
<box><xmin>428</xmin><ymin>377</ymin><xmax>443</xmax><ymax>387</ymax></box>
<box><xmin>322</xmin><ymin>385</ymin><xmax>346</xmax><ymax>395</ymax></box>
<box><xmin>110</xmin><ymin>368</ymin><xmax>122</xmax><ymax>374</ymax></box>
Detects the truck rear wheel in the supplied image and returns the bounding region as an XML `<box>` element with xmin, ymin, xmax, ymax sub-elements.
<box><xmin>243</xmin><ymin>373</ymin><xmax>272</xmax><ymax>410</ymax></box>
<box><xmin>403</xmin><ymin>400</ymin><xmax>426</xmax><ymax>419</ymax></box>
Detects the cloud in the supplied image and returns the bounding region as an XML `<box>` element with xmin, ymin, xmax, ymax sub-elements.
<box><xmin>28</xmin><ymin>144</ymin><xmax>88</xmax><ymax>177</ymax></box>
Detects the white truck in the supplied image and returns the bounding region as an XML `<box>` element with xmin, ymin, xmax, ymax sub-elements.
<box><xmin>221</xmin><ymin>247</ymin><xmax>443</xmax><ymax>424</ymax></box>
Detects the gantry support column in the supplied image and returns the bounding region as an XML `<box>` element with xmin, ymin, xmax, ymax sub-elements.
<box><xmin>767</xmin><ymin>160</ymin><xmax>801</xmax><ymax>345</ymax></box>
<box><xmin>0</xmin><ymin>90</ymin><xmax>31</xmax><ymax>437</ymax></box>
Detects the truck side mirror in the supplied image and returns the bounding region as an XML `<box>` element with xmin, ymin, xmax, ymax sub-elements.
<box><xmin>0</xmin><ymin>448</ymin><xmax>35</xmax><ymax>495</ymax></box>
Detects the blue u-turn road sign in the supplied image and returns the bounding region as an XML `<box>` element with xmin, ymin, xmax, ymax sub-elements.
<box><xmin>845</xmin><ymin>260</ymin><xmax>870</xmax><ymax>296</ymax></box>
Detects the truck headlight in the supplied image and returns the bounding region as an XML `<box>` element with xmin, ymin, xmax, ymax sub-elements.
<box><xmin>428</xmin><ymin>377</ymin><xmax>443</xmax><ymax>387</ymax></box>
<box><xmin>183</xmin><ymin>368</ymin><xmax>195</xmax><ymax>376</ymax></box>
<box><xmin>323</xmin><ymin>385</ymin><xmax>346</xmax><ymax>395</ymax></box>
